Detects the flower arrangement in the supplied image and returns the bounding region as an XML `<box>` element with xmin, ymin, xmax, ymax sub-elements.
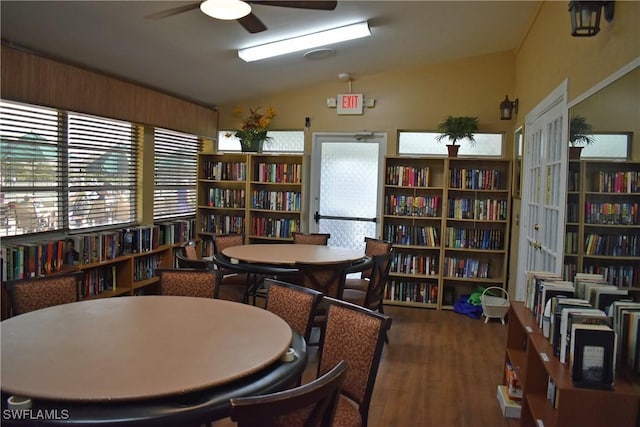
<box><xmin>226</xmin><ymin>106</ymin><xmax>276</xmax><ymax>152</ymax></box>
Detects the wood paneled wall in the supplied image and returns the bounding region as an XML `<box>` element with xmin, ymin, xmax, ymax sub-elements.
<box><xmin>1</xmin><ymin>45</ymin><xmax>219</xmax><ymax>138</ymax></box>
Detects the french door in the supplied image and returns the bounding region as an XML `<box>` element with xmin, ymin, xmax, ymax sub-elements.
<box><xmin>309</xmin><ymin>133</ymin><xmax>386</xmax><ymax>250</ymax></box>
<box><xmin>515</xmin><ymin>81</ymin><xmax>568</xmax><ymax>301</ymax></box>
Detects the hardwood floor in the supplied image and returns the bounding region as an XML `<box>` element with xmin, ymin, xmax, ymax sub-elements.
<box><xmin>213</xmin><ymin>304</ymin><xmax>513</xmax><ymax>427</ymax></box>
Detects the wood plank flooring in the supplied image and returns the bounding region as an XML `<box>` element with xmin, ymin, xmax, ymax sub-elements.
<box><xmin>213</xmin><ymin>304</ymin><xmax>514</xmax><ymax>427</ymax></box>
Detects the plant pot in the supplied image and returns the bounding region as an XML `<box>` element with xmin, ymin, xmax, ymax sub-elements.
<box><xmin>568</xmin><ymin>146</ymin><xmax>583</xmax><ymax>160</ymax></box>
<box><xmin>447</xmin><ymin>144</ymin><xmax>460</xmax><ymax>157</ymax></box>
<box><xmin>241</xmin><ymin>139</ymin><xmax>263</xmax><ymax>153</ymax></box>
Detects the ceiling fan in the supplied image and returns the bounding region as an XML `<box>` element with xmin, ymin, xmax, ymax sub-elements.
<box><xmin>146</xmin><ymin>0</ymin><xmax>338</xmax><ymax>34</ymax></box>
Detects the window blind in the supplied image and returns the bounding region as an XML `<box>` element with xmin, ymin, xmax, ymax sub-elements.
<box><xmin>0</xmin><ymin>101</ymin><xmax>61</xmax><ymax>237</ymax></box>
<box><xmin>67</xmin><ymin>113</ymin><xmax>137</xmax><ymax>229</ymax></box>
<box><xmin>153</xmin><ymin>128</ymin><xmax>199</xmax><ymax>220</ymax></box>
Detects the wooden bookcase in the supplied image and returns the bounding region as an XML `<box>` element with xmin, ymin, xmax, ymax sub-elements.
<box><xmin>382</xmin><ymin>156</ymin><xmax>511</xmax><ymax>310</ymax></box>
<box><xmin>563</xmin><ymin>160</ymin><xmax>640</xmax><ymax>288</ymax></box>
<box><xmin>196</xmin><ymin>152</ymin><xmax>304</xmax><ymax>244</ymax></box>
<box><xmin>506</xmin><ymin>302</ymin><xmax>639</xmax><ymax>427</ymax></box>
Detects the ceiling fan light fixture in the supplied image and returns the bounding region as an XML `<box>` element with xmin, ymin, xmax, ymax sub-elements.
<box><xmin>200</xmin><ymin>0</ymin><xmax>251</xmax><ymax>20</ymax></box>
<box><xmin>238</xmin><ymin>21</ymin><xmax>371</xmax><ymax>62</ymax></box>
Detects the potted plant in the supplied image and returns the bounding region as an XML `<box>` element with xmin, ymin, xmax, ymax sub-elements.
<box><xmin>227</xmin><ymin>106</ymin><xmax>276</xmax><ymax>153</ymax></box>
<box><xmin>569</xmin><ymin>115</ymin><xmax>595</xmax><ymax>159</ymax></box>
<box><xmin>436</xmin><ymin>115</ymin><xmax>479</xmax><ymax>157</ymax></box>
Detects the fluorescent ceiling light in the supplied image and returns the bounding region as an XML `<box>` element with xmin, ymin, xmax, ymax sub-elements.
<box><xmin>238</xmin><ymin>21</ymin><xmax>371</xmax><ymax>62</ymax></box>
<box><xmin>200</xmin><ymin>0</ymin><xmax>251</xmax><ymax>20</ymax></box>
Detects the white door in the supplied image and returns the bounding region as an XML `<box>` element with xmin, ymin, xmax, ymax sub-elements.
<box><xmin>515</xmin><ymin>81</ymin><xmax>569</xmax><ymax>301</ymax></box>
<box><xmin>309</xmin><ymin>132</ymin><xmax>386</xmax><ymax>250</ymax></box>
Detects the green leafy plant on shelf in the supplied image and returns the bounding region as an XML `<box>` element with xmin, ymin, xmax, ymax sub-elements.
<box><xmin>569</xmin><ymin>115</ymin><xmax>595</xmax><ymax>146</ymax></box>
<box><xmin>435</xmin><ymin>115</ymin><xmax>479</xmax><ymax>157</ymax></box>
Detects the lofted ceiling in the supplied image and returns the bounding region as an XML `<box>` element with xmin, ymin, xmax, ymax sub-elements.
<box><xmin>1</xmin><ymin>1</ymin><xmax>539</xmax><ymax>108</ymax></box>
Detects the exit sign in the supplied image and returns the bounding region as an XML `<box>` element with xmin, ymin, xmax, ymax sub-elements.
<box><xmin>337</xmin><ymin>94</ymin><xmax>364</xmax><ymax>115</ymax></box>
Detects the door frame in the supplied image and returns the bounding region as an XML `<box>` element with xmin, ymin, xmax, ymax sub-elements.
<box><xmin>309</xmin><ymin>132</ymin><xmax>387</xmax><ymax>238</ymax></box>
<box><xmin>515</xmin><ymin>80</ymin><xmax>568</xmax><ymax>301</ymax></box>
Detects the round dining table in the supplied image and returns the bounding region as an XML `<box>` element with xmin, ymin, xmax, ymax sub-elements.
<box><xmin>0</xmin><ymin>295</ymin><xmax>307</xmax><ymax>426</ymax></box>
<box><xmin>222</xmin><ymin>243</ymin><xmax>365</xmax><ymax>265</ymax></box>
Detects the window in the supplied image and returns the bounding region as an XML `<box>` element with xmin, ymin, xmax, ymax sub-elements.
<box><xmin>1</xmin><ymin>100</ymin><xmax>138</xmax><ymax>237</ymax></box>
<box><xmin>218</xmin><ymin>130</ymin><xmax>304</xmax><ymax>153</ymax></box>
<box><xmin>579</xmin><ymin>133</ymin><xmax>630</xmax><ymax>159</ymax></box>
<box><xmin>398</xmin><ymin>131</ymin><xmax>503</xmax><ymax>157</ymax></box>
<box><xmin>153</xmin><ymin>128</ymin><xmax>199</xmax><ymax>220</ymax></box>
<box><xmin>1</xmin><ymin>102</ymin><xmax>60</xmax><ymax>236</ymax></box>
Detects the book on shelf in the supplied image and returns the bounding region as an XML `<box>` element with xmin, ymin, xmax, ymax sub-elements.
<box><xmin>623</xmin><ymin>311</ymin><xmax>640</xmax><ymax>373</ymax></box>
<box><xmin>496</xmin><ymin>385</ymin><xmax>521</xmax><ymax>419</ymax></box>
<box><xmin>536</xmin><ymin>280</ymin><xmax>575</xmax><ymax>328</ymax></box>
<box><xmin>524</xmin><ymin>270</ymin><xmax>561</xmax><ymax>311</ymax></box>
<box><xmin>550</xmin><ymin>298</ymin><xmax>592</xmax><ymax>356</ymax></box>
<box><xmin>570</xmin><ymin>323</ymin><xmax>616</xmax><ymax>390</ymax></box>
<box><xmin>559</xmin><ymin>308</ymin><xmax>608</xmax><ymax>364</ymax></box>
<box><xmin>592</xmin><ymin>287</ymin><xmax>630</xmax><ymax>313</ymax></box>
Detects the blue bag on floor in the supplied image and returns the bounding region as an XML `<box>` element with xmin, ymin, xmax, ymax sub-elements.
<box><xmin>453</xmin><ymin>295</ymin><xmax>483</xmax><ymax>319</ymax></box>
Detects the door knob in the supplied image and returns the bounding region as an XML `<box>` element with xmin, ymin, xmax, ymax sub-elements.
<box><xmin>534</xmin><ymin>224</ymin><xmax>540</xmax><ymax>230</ymax></box>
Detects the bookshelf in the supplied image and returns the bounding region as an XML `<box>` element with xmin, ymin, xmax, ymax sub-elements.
<box><xmin>563</xmin><ymin>160</ymin><xmax>640</xmax><ymax>288</ymax></box>
<box><xmin>381</xmin><ymin>157</ymin><xmax>511</xmax><ymax>310</ymax></box>
<box><xmin>196</xmin><ymin>152</ymin><xmax>304</xmax><ymax>244</ymax></box>
<box><xmin>506</xmin><ymin>301</ymin><xmax>639</xmax><ymax>427</ymax></box>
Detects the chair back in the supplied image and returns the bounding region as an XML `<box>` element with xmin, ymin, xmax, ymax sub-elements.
<box><xmin>181</xmin><ymin>240</ymin><xmax>199</xmax><ymax>260</ymax></box>
<box><xmin>175</xmin><ymin>251</ymin><xmax>209</xmax><ymax>269</ymax></box>
<box><xmin>265</xmin><ymin>278</ymin><xmax>323</xmax><ymax>341</ymax></box>
<box><xmin>294</xmin><ymin>260</ymin><xmax>352</xmax><ymax>299</ymax></box>
<box><xmin>363</xmin><ymin>250</ymin><xmax>393</xmax><ymax>312</ymax></box>
<box><xmin>292</xmin><ymin>232</ymin><xmax>330</xmax><ymax>246</ymax></box>
<box><xmin>213</xmin><ymin>233</ymin><xmax>245</xmax><ymax>254</ymax></box>
<box><xmin>157</xmin><ymin>268</ymin><xmax>217</xmax><ymax>299</ymax></box>
<box><xmin>7</xmin><ymin>271</ymin><xmax>82</xmax><ymax>316</ymax></box>
<box><xmin>361</xmin><ymin>237</ymin><xmax>392</xmax><ymax>279</ymax></box>
<box><xmin>230</xmin><ymin>359</ymin><xmax>348</xmax><ymax>427</ymax></box>
<box><xmin>318</xmin><ymin>297</ymin><xmax>391</xmax><ymax>427</ymax></box>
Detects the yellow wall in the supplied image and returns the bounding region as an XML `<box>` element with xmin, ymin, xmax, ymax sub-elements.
<box><xmin>219</xmin><ymin>50</ymin><xmax>517</xmax><ymax>157</ymax></box>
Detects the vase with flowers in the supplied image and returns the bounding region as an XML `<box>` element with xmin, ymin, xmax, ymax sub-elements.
<box><xmin>227</xmin><ymin>106</ymin><xmax>276</xmax><ymax>153</ymax></box>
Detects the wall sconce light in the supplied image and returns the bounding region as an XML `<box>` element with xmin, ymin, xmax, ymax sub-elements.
<box><xmin>568</xmin><ymin>1</ymin><xmax>615</xmax><ymax>37</ymax></box>
<box><xmin>500</xmin><ymin>95</ymin><xmax>519</xmax><ymax>120</ymax></box>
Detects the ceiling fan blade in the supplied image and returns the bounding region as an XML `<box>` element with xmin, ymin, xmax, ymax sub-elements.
<box><xmin>237</xmin><ymin>12</ymin><xmax>268</xmax><ymax>33</ymax></box>
<box><xmin>248</xmin><ymin>1</ymin><xmax>337</xmax><ymax>10</ymax></box>
<box><xmin>145</xmin><ymin>2</ymin><xmax>201</xmax><ymax>20</ymax></box>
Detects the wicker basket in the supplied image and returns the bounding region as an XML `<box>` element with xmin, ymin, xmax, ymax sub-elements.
<box><xmin>481</xmin><ymin>286</ymin><xmax>510</xmax><ymax>324</ymax></box>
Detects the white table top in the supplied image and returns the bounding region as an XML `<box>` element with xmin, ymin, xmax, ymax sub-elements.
<box><xmin>1</xmin><ymin>296</ymin><xmax>292</xmax><ymax>402</ymax></box>
<box><xmin>222</xmin><ymin>243</ymin><xmax>365</xmax><ymax>265</ymax></box>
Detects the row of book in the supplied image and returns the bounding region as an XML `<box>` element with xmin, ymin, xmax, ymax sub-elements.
<box><xmin>203</xmin><ymin>161</ymin><xmax>247</xmax><ymax>181</ymax></box>
<box><xmin>565</xmin><ymin>230</ymin><xmax>579</xmax><ymax>254</ymax></box>
<box><xmin>584</xmin><ymin>201</ymin><xmax>639</xmax><ymax>225</ymax></box>
<box><xmin>206</xmin><ymin>188</ymin><xmax>246</xmax><ymax>208</ymax></box>
<box><xmin>250</xmin><ymin>217</ymin><xmax>300</xmax><ymax>239</ymax></box>
<box><xmin>200</xmin><ymin>214</ymin><xmax>244</xmax><ymax>235</ymax></box>
<box><xmin>384</xmin><ymin>280</ymin><xmax>438</xmax><ymax>304</ymax></box>
<box><xmin>584</xmin><ymin>233</ymin><xmax>638</xmax><ymax>256</ymax></box>
<box><xmin>449</xmin><ymin>168</ymin><xmax>504</xmax><ymax>190</ymax></box>
<box><xmin>251</xmin><ymin>190</ymin><xmax>301</xmax><ymax>212</ymax></box>
<box><xmin>582</xmin><ymin>263</ymin><xmax>640</xmax><ymax>288</ymax></box>
<box><xmin>383</xmin><ymin>224</ymin><xmax>440</xmax><ymax>247</ymax></box>
<box><xmin>384</xmin><ymin>194</ymin><xmax>440</xmax><ymax>217</ymax></box>
<box><xmin>589</xmin><ymin>170</ymin><xmax>639</xmax><ymax>193</ymax></box>
<box><xmin>133</xmin><ymin>254</ymin><xmax>162</xmax><ymax>282</ymax></box>
<box><xmin>385</xmin><ymin>165</ymin><xmax>431</xmax><ymax>187</ymax></box>
<box><xmin>443</xmin><ymin>256</ymin><xmax>490</xmax><ymax>279</ymax></box>
<box><xmin>526</xmin><ymin>271</ymin><xmax>640</xmax><ymax>389</ymax></box>
<box><xmin>567</xmin><ymin>170</ymin><xmax>580</xmax><ymax>192</ymax></box>
<box><xmin>255</xmin><ymin>162</ymin><xmax>302</xmax><ymax>184</ymax></box>
<box><xmin>81</xmin><ymin>265</ymin><xmax>116</xmax><ymax>298</ymax></box>
<box><xmin>1</xmin><ymin>240</ymin><xmax>66</xmax><ymax>281</ymax></box>
<box><xmin>447</xmin><ymin>198</ymin><xmax>508</xmax><ymax>221</ymax></box>
<box><xmin>566</xmin><ymin>201</ymin><xmax>579</xmax><ymax>223</ymax></box>
<box><xmin>444</xmin><ymin>227</ymin><xmax>503</xmax><ymax>250</ymax></box>
<box><xmin>390</xmin><ymin>253</ymin><xmax>437</xmax><ymax>276</ymax></box>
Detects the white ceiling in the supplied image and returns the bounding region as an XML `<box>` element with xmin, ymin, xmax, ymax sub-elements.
<box><xmin>1</xmin><ymin>1</ymin><xmax>539</xmax><ymax>108</ymax></box>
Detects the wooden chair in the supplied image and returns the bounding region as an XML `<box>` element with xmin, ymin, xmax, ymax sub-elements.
<box><xmin>294</xmin><ymin>259</ymin><xmax>352</xmax><ymax>346</ymax></box>
<box><xmin>342</xmin><ymin>250</ymin><xmax>393</xmax><ymax>313</ymax></box>
<box><xmin>212</xmin><ymin>233</ymin><xmax>252</xmax><ymax>302</ymax></box>
<box><xmin>344</xmin><ymin>237</ymin><xmax>392</xmax><ymax>292</ymax></box>
<box><xmin>229</xmin><ymin>359</ymin><xmax>348</xmax><ymax>427</ymax></box>
<box><xmin>292</xmin><ymin>232</ymin><xmax>331</xmax><ymax>245</ymax></box>
<box><xmin>6</xmin><ymin>271</ymin><xmax>82</xmax><ymax>316</ymax></box>
<box><xmin>318</xmin><ymin>298</ymin><xmax>391</xmax><ymax>427</ymax></box>
<box><xmin>264</xmin><ymin>278</ymin><xmax>323</xmax><ymax>342</ymax></box>
<box><xmin>156</xmin><ymin>268</ymin><xmax>218</xmax><ymax>299</ymax></box>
